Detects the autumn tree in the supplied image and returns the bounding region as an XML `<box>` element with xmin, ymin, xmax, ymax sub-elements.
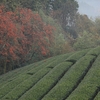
<box><xmin>14</xmin><ymin>8</ymin><xmax>54</xmax><ymax>61</ymax></box>
<box><xmin>0</xmin><ymin>5</ymin><xmax>21</xmax><ymax>73</ymax></box>
<box><xmin>0</xmin><ymin>5</ymin><xmax>54</xmax><ymax>74</ymax></box>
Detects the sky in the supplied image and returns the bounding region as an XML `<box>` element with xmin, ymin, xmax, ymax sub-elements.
<box><xmin>76</xmin><ymin>0</ymin><xmax>100</xmax><ymax>19</ymax></box>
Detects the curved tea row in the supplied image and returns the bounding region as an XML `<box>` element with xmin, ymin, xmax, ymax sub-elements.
<box><xmin>0</xmin><ymin>47</ymin><xmax>100</xmax><ymax>100</ymax></box>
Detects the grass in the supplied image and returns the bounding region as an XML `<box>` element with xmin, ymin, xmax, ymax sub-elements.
<box><xmin>0</xmin><ymin>46</ymin><xmax>100</xmax><ymax>100</ymax></box>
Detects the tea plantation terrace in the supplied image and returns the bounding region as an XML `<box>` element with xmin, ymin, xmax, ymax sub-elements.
<box><xmin>0</xmin><ymin>47</ymin><xmax>100</xmax><ymax>100</ymax></box>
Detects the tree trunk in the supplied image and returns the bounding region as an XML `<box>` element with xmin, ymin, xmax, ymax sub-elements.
<box><xmin>3</xmin><ymin>57</ymin><xmax>7</xmax><ymax>74</ymax></box>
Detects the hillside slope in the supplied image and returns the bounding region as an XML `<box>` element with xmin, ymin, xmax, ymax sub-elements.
<box><xmin>0</xmin><ymin>47</ymin><xmax>100</xmax><ymax>100</ymax></box>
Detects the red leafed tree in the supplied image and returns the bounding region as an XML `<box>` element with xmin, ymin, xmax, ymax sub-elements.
<box><xmin>0</xmin><ymin>6</ymin><xmax>54</xmax><ymax>73</ymax></box>
<box><xmin>0</xmin><ymin>5</ymin><xmax>20</xmax><ymax>73</ymax></box>
<box><xmin>14</xmin><ymin>8</ymin><xmax>54</xmax><ymax>60</ymax></box>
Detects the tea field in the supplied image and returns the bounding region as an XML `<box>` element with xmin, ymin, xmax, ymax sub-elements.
<box><xmin>0</xmin><ymin>47</ymin><xmax>100</xmax><ymax>100</ymax></box>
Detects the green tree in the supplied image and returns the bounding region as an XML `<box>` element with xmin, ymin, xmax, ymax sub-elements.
<box><xmin>39</xmin><ymin>10</ymin><xmax>73</xmax><ymax>56</ymax></box>
<box><xmin>95</xmin><ymin>17</ymin><xmax>100</xmax><ymax>35</ymax></box>
<box><xmin>73</xmin><ymin>31</ymin><xmax>97</xmax><ymax>50</ymax></box>
<box><xmin>0</xmin><ymin>0</ymin><xmax>21</xmax><ymax>11</ymax></box>
<box><xmin>51</xmin><ymin>0</ymin><xmax>78</xmax><ymax>30</ymax></box>
<box><xmin>74</xmin><ymin>14</ymin><xmax>96</xmax><ymax>36</ymax></box>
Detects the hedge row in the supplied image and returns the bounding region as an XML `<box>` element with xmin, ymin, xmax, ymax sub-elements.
<box><xmin>0</xmin><ymin>53</ymin><xmax>71</xmax><ymax>100</ymax></box>
<box><xmin>0</xmin><ymin>56</ymin><xmax>57</xmax><ymax>99</ymax></box>
<box><xmin>66</xmin><ymin>55</ymin><xmax>100</xmax><ymax>100</ymax></box>
<box><xmin>87</xmin><ymin>46</ymin><xmax>100</xmax><ymax>55</ymax></box>
<box><xmin>42</xmin><ymin>55</ymin><xmax>96</xmax><ymax>100</ymax></box>
<box><xmin>18</xmin><ymin>62</ymin><xmax>73</xmax><ymax>100</ymax></box>
<box><xmin>94</xmin><ymin>92</ymin><xmax>100</xmax><ymax>100</ymax></box>
<box><xmin>17</xmin><ymin>50</ymin><xmax>87</xmax><ymax>100</ymax></box>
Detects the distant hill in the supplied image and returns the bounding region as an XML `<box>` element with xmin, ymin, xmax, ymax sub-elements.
<box><xmin>0</xmin><ymin>46</ymin><xmax>100</xmax><ymax>100</ymax></box>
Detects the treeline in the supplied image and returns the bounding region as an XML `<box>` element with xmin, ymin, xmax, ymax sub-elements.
<box><xmin>0</xmin><ymin>0</ymin><xmax>75</xmax><ymax>74</ymax></box>
<box><xmin>0</xmin><ymin>0</ymin><xmax>100</xmax><ymax>74</ymax></box>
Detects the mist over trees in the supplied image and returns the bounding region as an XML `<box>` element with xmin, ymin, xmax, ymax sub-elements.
<box><xmin>0</xmin><ymin>0</ymin><xmax>100</xmax><ymax>74</ymax></box>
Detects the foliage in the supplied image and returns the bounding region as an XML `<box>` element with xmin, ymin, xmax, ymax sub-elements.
<box><xmin>0</xmin><ymin>0</ymin><xmax>21</xmax><ymax>11</ymax></box>
<box><xmin>0</xmin><ymin>5</ymin><xmax>21</xmax><ymax>73</ymax></box>
<box><xmin>95</xmin><ymin>17</ymin><xmax>100</xmax><ymax>35</ymax></box>
<box><xmin>0</xmin><ymin>53</ymin><xmax>71</xmax><ymax>100</ymax></box>
<box><xmin>0</xmin><ymin>0</ymin><xmax>55</xmax><ymax>11</ymax></box>
<box><xmin>15</xmin><ymin>7</ymin><xmax>54</xmax><ymax>59</ymax></box>
<box><xmin>1</xmin><ymin>0</ymin><xmax>100</xmax><ymax>75</ymax></box>
<box><xmin>39</xmin><ymin>10</ymin><xmax>73</xmax><ymax>56</ymax></box>
<box><xmin>75</xmin><ymin>14</ymin><xmax>96</xmax><ymax>36</ymax></box>
<box><xmin>1</xmin><ymin>47</ymin><xmax>100</xmax><ymax>100</ymax></box>
<box><xmin>67</xmin><ymin>55</ymin><xmax>100</xmax><ymax>100</ymax></box>
<box><xmin>18</xmin><ymin>62</ymin><xmax>73</xmax><ymax>100</ymax></box>
<box><xmin>42</xmin><ymin>55</ymin><xmax>96</xmax><ymax>100</ymax></box>
<box><xmin>0</xmin><ymin>5</ymin><xmax>54</xmax><ymax>73</ymax></box>
<box><xmin>73</xmin><ymin>31</ymin><xmax>100</xmax><ymax>50</ymax></box>
<box><xmin>51</xmin><ymin>0</ymin><xmax>79</xmax><ymax>32</ymax></box>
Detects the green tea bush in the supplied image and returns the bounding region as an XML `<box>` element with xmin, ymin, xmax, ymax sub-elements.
<box><xmin>42</xmin><ymin>55</ymin><xmax>96</xmax><ymax>100</ymax></box>
<box><xmin>18</xmin><ymin>62</ymin><xmax>73</xmax><ymax>100</ymax></box>
<box><xmin>67</xmin><ymin>55</ymin><xmax>100</xmax><ymax>100</ymax></box>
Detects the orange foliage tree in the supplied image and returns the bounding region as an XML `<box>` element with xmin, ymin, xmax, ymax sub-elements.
<box><xmin>0</xmin><ymin>5</ymin><xmax>54</xmax><ymax>74</ymax></box>
<box><xmin>0</xmin><ymin>5</ymin><xmax>20</xmax><ymax>73</ymax></box>
<box><xmin>14</xmin><ymin>8</ymin><xmax>54</xmax><ymax>61</ymax></box>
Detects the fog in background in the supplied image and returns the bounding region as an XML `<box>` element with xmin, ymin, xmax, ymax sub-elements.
<box><xmin>76</xmin><ymin>0</ymin><xmax>100</xmax><ymax>19</ymax></box>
